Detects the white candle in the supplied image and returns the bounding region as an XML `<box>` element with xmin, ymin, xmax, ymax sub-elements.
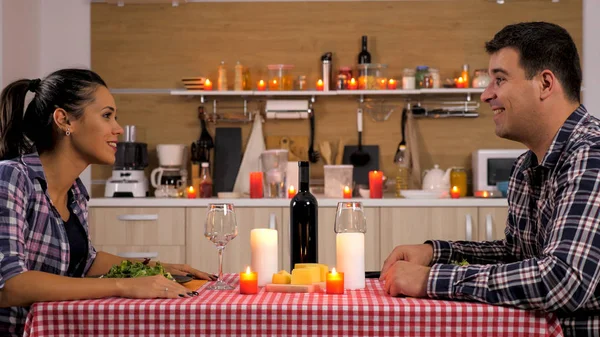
<box><xmin>336</xmin><ymin>232</ymin><xmax>365</xmax><ymax>290</ymax></box>
<box><xmin>250</xmin><ymin>228</ymin><xmax>278</xmax><ymax>286</ymax></box>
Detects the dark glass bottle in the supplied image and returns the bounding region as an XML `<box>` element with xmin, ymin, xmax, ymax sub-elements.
<box><xmin>290</xmin><ymin>161</ymin><xmax>318</xmax><ymax>270</ymax></box>
<box><xmin>357</xmin><ymin>36</ymin><xmax>371</xmax><ymax>64</ymax></box>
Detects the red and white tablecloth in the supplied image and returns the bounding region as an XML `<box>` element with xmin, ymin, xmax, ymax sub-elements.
<box><xmin>23</xmin><ymin>273</ymin><xmax>563</xmax><ymax>337</ymax></box>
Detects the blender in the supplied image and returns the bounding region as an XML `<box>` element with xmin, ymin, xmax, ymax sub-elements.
<box><xmin>104</xmin><ymin>125</ymin><xmax>149</xmax><ymax>197</ymax></box>
<box><xmin>260</xmin><ymin>149</ymin><xmax>289</xmax><ymax>198</ymax></box>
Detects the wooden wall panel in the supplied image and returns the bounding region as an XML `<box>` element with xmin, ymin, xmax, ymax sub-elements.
<box><xmin>91</xmin><ymin>0</ymin><xmax>582</xmax><ymax>197</ymax></box>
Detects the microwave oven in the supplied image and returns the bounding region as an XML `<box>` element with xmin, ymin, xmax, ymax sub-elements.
<box><xmin>472</xmin><ymin>149</ymin><xmax>528</xmax><ymax>192</ymax></box>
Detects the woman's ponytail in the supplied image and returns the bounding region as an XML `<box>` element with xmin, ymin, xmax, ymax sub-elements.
<box><xmin>0</xmin><ymin>79</ymin><xmax>32</xmax><ymax>160</ymax></box>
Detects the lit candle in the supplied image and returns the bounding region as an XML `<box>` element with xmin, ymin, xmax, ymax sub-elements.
<box><xmin>239</xmin><ymin>266</ymin><xmax>258</xmax><ymax>294</ymax></box>
<box><xmin>387</xmin><ymin>79</ymin><xmax>397</xmax><ymax>90</ymax></box>
<box><xmin>336</xmin><ymin>233</ymin><xmax>364</xmax><ymax>289</ymax></box>
<box><xmin>270</xmin><ymin>79</ymin><xmax>279</xmax><ymax>91</ymax></box>
<box><xmin>203</xmin><ymin>79</ymin><xmax>213</xmax><ymax>91</ymax></box>
<box><xmin>257</xmin><ymin>80</ymin><xmax>266</xmax><ymax>91</ymax></box>
<box><xmin>316</xmin><ymin>79</ymin><xmax>324</xmax><ymax>91</ymax></box>
<box><xmin>288</xmin><ymin>185</ymin><xmax>297</xmax><ymax>199</ymax></box>
<box><xmin>348</xmin><ymin>78</ymin><xmax>358</xmax><ymax>90</ymax></box>
<box><xmin>326</xmin><ymin>268</ymin><xmax>344</xmax><ymax>294</ymax></box>
<box><xmin>379</xmin><ymin>79</ymin><xmax>387</xmax><ymax>90</ymax></box>
<box><xmin>450</xmin><ymin>186</ymin><xmax>460</xmax><ymax>199</ymax></box>
<box><xmin>368</xmin><ymin>171</ymin><xmax>383</xmax><ymax>199</ymax></box>
<box><xmin>343</xmin><ymin>185</ymin><xmax>352</xmax><ymax>199</ymax></box>
<box><xmin>250</xmin><ymin>228</ymin><xmax>278</xmax><ymax>286</ymax></box>
<box><xmin>249</xmin><ymin>172</ymin><xmax>263</xmax><ymax>198</ymax></box>
<box><xmin>456</xmin><ymin>77</ymin><xmax>465</xmax><ymax>88</ymax></box>
<box><xmin>186</xmin><ymin>186</ymin><xmax>197</xmax><ymax>199</ymax></box>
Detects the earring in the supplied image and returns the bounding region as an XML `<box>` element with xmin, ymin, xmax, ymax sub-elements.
<box><xmin>65</xmin><ymin>127</ymin><xmax>71</xmax><ymax>136</ymax></box>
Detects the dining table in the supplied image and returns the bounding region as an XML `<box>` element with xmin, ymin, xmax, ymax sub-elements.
<box><xmin>23</xmin><ymin>273</ymin><xmax>563</xmax><ymax>337</ymax></box>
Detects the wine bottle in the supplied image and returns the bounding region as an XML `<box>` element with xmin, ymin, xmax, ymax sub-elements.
<box><xmin>357</xmin><ymin>36</ymin><xmax>371</xmax><ymax>64</ymax></box>
<box><xmin>290</xmin><ymin>161</ymin><xmax>318</xmax><ymax>269</ymax></box>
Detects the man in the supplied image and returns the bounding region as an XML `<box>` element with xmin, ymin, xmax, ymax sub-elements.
<box><xmin>380</xmin><ymin>22</ymin><xmax>600</xmax><ymax>337</ymax></box>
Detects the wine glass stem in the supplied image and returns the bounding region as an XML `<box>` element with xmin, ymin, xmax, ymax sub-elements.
<box><xmin>217</xmin><ymin>246</ymin><xmax>225</xmax><ymax>282</ymax></box>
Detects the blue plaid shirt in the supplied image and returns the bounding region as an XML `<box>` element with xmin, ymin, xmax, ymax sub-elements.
<box><xmin>427</xmin><ymin>105</ymin><xmax>600</xmax><ymax>337</ymax></box>
<box><xmin>0</xmin><ymin>152</ymin><xmax>97</xmax><ymax>337</ymax></box>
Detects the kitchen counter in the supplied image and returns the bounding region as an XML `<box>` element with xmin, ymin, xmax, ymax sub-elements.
<box><xmin>89</xmin><ymin>196</ymin><xmax>508</xmax><ymax>208</ymax></box>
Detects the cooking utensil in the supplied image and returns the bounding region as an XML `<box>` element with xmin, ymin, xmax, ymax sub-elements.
<box><xmin>308</xmin><ymin>108</ymin><xmax>320</xmax><ymax>163</ymax></box>
<box><xmin>320</xmin><ymin>141</ymin><xmax>332</xmax><ymax>165</ymax></box>
<box><xmin>198</xmin><ymin>106</ymin><xmax>214</xmax><ymax>162</ymax></box>
<box><xmin>335</xmin><ymin>138</ymin><xmax>345</xmax><ymax>165</ymax></box>
<box><xmin>393</xmin><ymin>103</ymin><xmax>409</xmax><ymax>163</ymax></box>
<box><xmin>350</xmin><ymin>108</ymin><xmax>370</xmax><ymax>167</ymax></box>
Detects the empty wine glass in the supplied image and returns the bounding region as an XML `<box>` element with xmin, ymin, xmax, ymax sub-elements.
<box><xmin>204</xmin><ymin>203</ymin><xmax>238</xmax><ymax>290</ymax></box>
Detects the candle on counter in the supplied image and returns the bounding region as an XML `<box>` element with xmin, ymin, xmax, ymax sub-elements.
<box><xmin>249</xmin><ymin>172</ymin><xmax>264</xmax><ymax>199</ymax></box>
<box><xmin>343</xmin><ymin>185</ymin><xmax>352</xmax><ymax>199</ymax></box>
<box><xmin>336</xmin><ymin>232</ymin><xmax>365</xmax><ymax>289</ymax></box>
<box><xmin>288</xmin><ymin>185</ymin><xmax>297</xmax><ymax>199</ymax></box>
<box><xmin>250</xmin><ymin>228</ymin><xmax>278</xmax><ymax>287</ymax></box>
<box><xmin>387</xmin><ymin>79</ymin><xmax>397</xmax><ymax>90</ymax></box>
<box><xmin>186</xmin><ymin>186</ymin><xmax>197</xmax><ymax>199</ymax></box>
<box><xmin>368</xmin><ymin>170</ymin><xmax>383</xmax><ymax>199</ymax></box>
<box><xmin>257</xmin><ymin>80</ymin><xmax>266</xmax><ymax>91</ymax></box>
<box><xmin>348</xmin><ymin>78</ymin><xmax>358</xmax><ymax>90</ymax></box>
<box><xmin>316</xmin><ymin>79</ymin><xmax>324</xmax><ymax>91</ymax></box>
<box><xmin>203</xmin><ymin>79</ymin><xmax>213</xmax><ymax>91</ymax></box>
<box><xmin>326</xmin><ymin>268</ymin><xmax>344</xmax><ymax>294</ymax></box>
<box><xmin>455</xmin><ymin>77</ymin><xmax>465</xmax><ymax>88</ymax></box>
<box><xmin>450</xmin><ymin>186</ymin><xmax>460</xmax><ymax>199</ymax></box>
<box><xmin>239</xmin><ymin>266</ymin><xmax>258</xmax><ymax>294</ymax></box>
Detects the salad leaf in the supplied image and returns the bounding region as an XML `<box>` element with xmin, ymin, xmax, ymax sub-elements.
<box><xmin>105</xmin><ymin>260</ymin><xmax>174</xmax><ymax>281</ymax></box>
<box><xmin>452</xmin><ymin>258</ymin><xmax>469</xmax><ymax>267</ymax></box>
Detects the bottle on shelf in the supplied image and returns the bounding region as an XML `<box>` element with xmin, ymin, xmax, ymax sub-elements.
<box><xmin>357</xmin><ymin>36</ymin><xmax>371</xmax><ymax>65</ymax></box>
<box><xmin>234</xmin><ymin>61</ymin><xmax>243</xmax><ymax>91</ymax></box>
<box><xmin>290</xmin><ymin>161</ymin><xmax>318</xmax><ymax>270</ymax></box>
<box><xmin>218</xmin><ymin>61</ymin><xmax>228</xmax><ymax>91</ymax></box>
<box><xmin>461</xmin><ymin>64</ymin><xmax>470</xmax><ymax>88</ymax></box>
<box><xmin>198</xmin><ymin>162</ymin><xmax>213</xmax><ymax>198</ymax></box>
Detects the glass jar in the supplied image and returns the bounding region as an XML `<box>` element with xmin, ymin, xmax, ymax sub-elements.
<box><xmin>357</xmin><ymin>64</ymin><xmax>387</xmax><ymax>90</ymax></box>
<box><xmin>339</xmin><ymin>67</ymin><xmax>353</xmax><ymax>82</ymax></box>
<box><xmin>402</xmin><ymin>68</ymin><xmax>416</xmax><ymax>90</ymax></box>
<box><xmin>296</xmin><ymin>75</ymin><xmax>307</xmax><ymax>90</ymax></box>
<box><xmin>336</xmin><ymin>74</ymin><xmax>347</xmax><ymax>90</ymax></box>
<box><xmin>423</xmin><ymin>74</ymin><xmax>433</xmax><ymax>89</ymax></box>
<box><xmin>472</xmin><ymin>69</ymin><xmax>491</xmax><ymax>88</ymax></box>
<box><xmin>450</xmin><ymin>167</ymin><xmax>468</xmax><ymax>197</ymax></box>
<box><xmin>428</xmin><ymin>68</ymin><xmax>441</xmax><ymax>88</ymax></box>
<box><xmin>267</xmin><ymin>64</ymin><xmax>294</xmax><ymax>91</ymax></box>
<box><xmin>415</xmin><ymin>66</ymin><xmax>429</xmax><ymax>89</ymax></box>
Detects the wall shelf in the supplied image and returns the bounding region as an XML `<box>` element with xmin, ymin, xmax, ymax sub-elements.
<box><xmin>159</xmin><ymin>88</ymin><xmax>485</xmax><ymax>97</ymax></box>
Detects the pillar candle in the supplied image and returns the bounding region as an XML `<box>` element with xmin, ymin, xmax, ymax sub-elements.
<box><xmin>369</xmin><ymin>170</ymin><xmax>383</xmax><ymax>199</ymax></box>
<box><xmin>250</xmin><ymin>228</ymin><xmax>278</xmax><ymax>286</ymax></box>
<box><xmin>204</xmin><ymin>79</ymin><xmax>213</xmax><ymax>91</ymax></box>
<box><xmin>186</xmin><ymin>186</ymin><xmax>197</xmax><ymax>199</ymax></box>
<box><xmin>336</xmin><ymin>233</ymin><xmax>365</xmax><ymax>290</ymax></box>
<box><xmin>239</xmin><ymin>266</ymin><xmax>258</xmax><ymax>294</ymax></box>
<box><xmin>343</xmin><ymin>186</ymin><xmax>352</xmax><ymax>199</ymax></box>
<box><xmin>326</xmin><ymin>268</ymin><xmax>344</xmax><ymax>294</ymax></box>
<box><xmin>249</xmin><ymin>172</ymin><xmax>263</xmax><ymax>198</ymax></box>
<box><xmin>450</xmin><ymin>186</ymin><xmax>460</xmax><ymax>199</ymax></box>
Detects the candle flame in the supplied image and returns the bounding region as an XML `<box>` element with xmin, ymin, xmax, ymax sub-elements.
<box><xmin>344</xmin><ymin>186</ymin><xmax>351</xmax><ymax>193</ymax></box>
<box><xmin>331</xmin><ymin>267</ymin><xmax>337</xmax><ymax>275</ymax></box>
<box><xmin>188</xmin><ymin>186</ymin><xmax>195</xmax><ymax>192</ymax></box>
<box><xmin>389</xmin><ymin>79</ymin><xmax>395</xmax><ymax>84</ymax></box>
<box><xmin>205</xmin><ymin>79</ymin><xmax>211</xmax><ymax>85</ymax></box>
<box><xmin>483</xmin><ymin>191</ymin><xmax>489</xmax><ymax>198</ymax></box>
<box><xmin>259</xmin><ymin>80</ymin><xmax>265</xmax><ymax>85</ymax></box>
<box><xmin>457</xmin><ymin>77</ymin><xmax>464</xmax><ymax>83</ymax></box>
<box><xmin>289</xmin><ymin>185</ymin><xmax>296</xmax><ymax>193</ymax></box>
<box><xmin>272</xmin><ymin>79</ymin><xmax>278</xmax><ymax>84</ymax></box>
<box><xmin>246</xmin><ymin>266</ymin><xmax>251</xmax><ymax>274</ymax></box>
<box><xmin>452</xmin><ymin>186</ymin><xmax>459</xmax><ymax>192</ymax></box>
<box><xmin>350</xmin><ymin>78</ymin><xmax>356</xmax><ymax>84</ymax></box>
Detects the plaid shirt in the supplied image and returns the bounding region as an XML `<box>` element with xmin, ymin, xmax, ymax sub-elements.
<box><xmin>0</xmin><ymin>152</ymin><xmax>97</xmax><ymax>337</ymax></box>
<box><xmin>427</xmin><ymin>105</ymin><xmax>600</xmax><ymax>337</ymax></box>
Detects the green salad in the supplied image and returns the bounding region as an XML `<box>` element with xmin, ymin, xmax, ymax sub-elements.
<box><xmin>105</xmin><ymin>260</ymin><xmax>174</xmax><ymax>281</ymax></box>
<box><xmin>452</xmin><ymin>259</ymin><xmax>470</xmax><ymax>267</ymax></box>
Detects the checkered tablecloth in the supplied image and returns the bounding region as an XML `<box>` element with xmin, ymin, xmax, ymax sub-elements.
<box><xmin>23</xmin><ymin>273</ymin><xmax>563</xmax><ymax>337</ymax></box>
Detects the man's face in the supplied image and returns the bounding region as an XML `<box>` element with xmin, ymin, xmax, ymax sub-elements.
<box><xmin>481</xmin><ymin>48</ymin><xmax>540</xmax><ymax>143</ymax></box>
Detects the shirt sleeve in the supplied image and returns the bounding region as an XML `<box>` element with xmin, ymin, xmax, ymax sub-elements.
<box><xmin>427</xmin><ymin>146</ymin><xmax>600</xmax><ymax>313</ymax></box>
<box><xmin>0</xmin><ymin>164</ymin><xmax>32</xmax><ymax>288</ymax></box>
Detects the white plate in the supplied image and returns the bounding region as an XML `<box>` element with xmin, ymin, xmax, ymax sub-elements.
<box><xmin>400</xmin><ymin>190</ymin><xmax>441</xmax><ymax>199</ymax></box>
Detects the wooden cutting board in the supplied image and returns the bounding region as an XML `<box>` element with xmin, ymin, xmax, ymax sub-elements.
<box><xmin>265</xmin><ymin>282</ymin><xmax>325</xmax><ymax>293</ymax></box>
<box><xmin>183</xmin><ymin>279</ymin><xmax>208</xmax><ymax>291</ymax></box>
<box><xmin>265</xmin><ymin>136</ymin><xmax>309</xmax><ymax>161</ymax></box>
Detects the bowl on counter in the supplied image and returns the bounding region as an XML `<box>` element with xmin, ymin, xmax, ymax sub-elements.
<box><xmin>358</xmin><ymin>188</ymin><xmax>370</xmax><ymax>198</ymax></box>
<box><xmin>400</xmin><ymin>190</ymin><xmax>441</xmax><ymax>199</ymax></box>
<box><xmin>496</xmin><ymin>181</ymin><xmax>509</xmax><ymax>197</ymax></box>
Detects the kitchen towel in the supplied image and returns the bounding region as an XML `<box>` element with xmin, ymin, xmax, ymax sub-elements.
<box><xmin>233</xmin><ymin>112</ymin><xmax>265</xmax><ymax>195</ymax></box>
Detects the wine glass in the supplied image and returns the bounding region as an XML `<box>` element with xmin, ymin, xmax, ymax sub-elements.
<box><xmin>204</xmin><ymin>203</ymin><xmax>238</xmax><ymax>290</ymax></box>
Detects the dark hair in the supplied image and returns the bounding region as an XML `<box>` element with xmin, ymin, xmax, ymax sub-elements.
<box><xmin>485</xmin><ymin>22</ymin><xmax>582</xmax><ymax>103</ymax></box>
<box><xmin>0</xmin><ymin>69</ymin><xmax>107</xmax><ymax>160</ymax></box>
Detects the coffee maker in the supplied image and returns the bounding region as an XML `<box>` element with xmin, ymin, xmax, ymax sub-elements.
<box><xmin>105</xmin><ymin>126</ymin><xmax>149</xmax><ymax>197</ymax></box>
<box><xmin>151</xmin><ymin>144</ymin><xmax>187</xmax><ymax>198</ymax></box>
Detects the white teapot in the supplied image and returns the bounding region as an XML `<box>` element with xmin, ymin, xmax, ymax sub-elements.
<box><xmin>422</xmin><ymin>164</ymin><xmax>452</xmax><ymax>197</ymax></box>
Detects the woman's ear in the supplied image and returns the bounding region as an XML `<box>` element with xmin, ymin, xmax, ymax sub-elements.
<box><xmin>52</xmin><ymin>108</ymin><xmax>71</xmax><ymax>134</ymax></box>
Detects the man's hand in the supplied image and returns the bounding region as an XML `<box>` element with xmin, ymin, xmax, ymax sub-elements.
<box><xmin>382</xmin><ymin>261</ymin><xmax>430</xmax><ymax>298</ymax></box>
<box><xmin>380</xmin><ymin>244</ymin><xmax>434</xmax><ymax>279</ymax></box>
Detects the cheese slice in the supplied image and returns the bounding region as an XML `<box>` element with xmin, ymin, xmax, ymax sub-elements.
<box><xmin>294</xmin><ymin>263</ymin><xmax>329</xmax><ymax>282</ymax></box>
<box><xmin>291</xmin><ymin>267</ymin><xmax>321</xmax><ymax>285</ymax></box>
<box><xmin>272</xmin><ymin>270</ymin><xmax>292</xmax><ymax>284</ymax></box>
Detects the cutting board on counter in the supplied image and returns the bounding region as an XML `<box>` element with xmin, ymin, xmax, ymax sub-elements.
<box><xmin>342</xmin><ymin>145</ymin><xmax>380</xmax><ymax>186</ymax></box>
<box><xmin>265</xmin><ymin>136</ymin><xmax>309</xmax><ymax>161</ymax></box>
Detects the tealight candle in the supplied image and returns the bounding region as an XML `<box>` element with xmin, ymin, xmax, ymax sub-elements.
<box><xmin>348</xmin><ymin>78</ymin><xmax>358</xmax><ymax>90</ymax></box>
<box><xmin>239</xmin><ymin>266</ymin><xmax>258</xmax><ymax>294</ymax></box>
<box><xmin>203</xmin><ymin>79</ymin><xmax>213</xmax><ymax>91</ymax></box>
<box><xmin>186</xmin><ymin>186</ymin><xmax>197</xmax><ymax>199</ymax></box>
<box><xmin>368</xmin><ymin>171</ymin><xmax>383</xmax><ymax>199</ymax></box>
<box><xmin>450</xmin><ymin>186</ymin><xmax>460</xmax><ymax>199</ymax></box>
<box><xmin>379</xmin><ymin>79</ymin><xmax>387</xmax><ymax>90</ymax></box>
<box><xmin>257</xmin><ymin>80</ymin><xmax>266</xmax><ymax>91</ymax></box>
<box><xmin>316</xmin><ymin>79</ymin><xmax>324</xmax><ymax>91</ymax></box>
<box><xmin>288</xmin><ymin>185</ymin><xmax>297</xmax><ymax>199</ymax></box>
<box><xmin>343</xmin><ymin>185</ymin><xmax>352</xmax><ymax>199</ymax></box>
<box><xmin>249</xmin><ymin>172</ymin><xmax>263</xmax><ymax>199</ymax></box>
<box><xmin>326</xmin><ymin>268</ymin><xmax>344</xmax><ymax>294</ymax></box>
<box><xmin>270</xmin><ymin>79</ymin><xmax>279</xmax><ymax>91</ymax></box>
<box><xmin>387</xmin><ymin>79</ymin><xmax>397</xmax><ymax>90</ymax></box>
<box><xmin>456</xmin><ymin>77</ymin><xmax>465</xmax><ymax>88</ymax></box>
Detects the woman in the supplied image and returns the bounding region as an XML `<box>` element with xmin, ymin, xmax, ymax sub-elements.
<box><xmin>0</xmin><ymin>69</ymin><xmax>216</xmax><ymax>336</ymax></box>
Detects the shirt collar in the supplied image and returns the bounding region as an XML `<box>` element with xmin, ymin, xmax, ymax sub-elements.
<box><xmin>19</xmin><ymin>152</ymin><xmax>90</xmax><ymax>201</ymax></box>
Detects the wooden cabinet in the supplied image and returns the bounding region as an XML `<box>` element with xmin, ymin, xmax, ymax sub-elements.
<box><xmin>477</xmin><ymin>207</ymin><xmax>509</xmax><ymax>241</ymax></box>
<box><xmin>88</xmin><ymin>207</ymin><xmax>186</xmax><ymax>263</ymax></box>
<box><xmin>379</xmin><ymin>207</ymin><xmax>479</xmax><ymax>263</ymax></box>
<box><xmin>186</xmin><ymin>207</ymin><xmax>284</xmax><ymax>275</ymax></box>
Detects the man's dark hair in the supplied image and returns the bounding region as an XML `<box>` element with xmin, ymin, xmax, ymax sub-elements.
<box><xmin>485</xmin><ymin>22</ymin><xmax>581</xmax><ymax>103</ymax></box>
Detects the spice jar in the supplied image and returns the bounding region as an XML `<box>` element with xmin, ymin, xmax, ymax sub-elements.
<box><xmin>472</xmin><ymin>69</ymin><xmax>491</xmax><ymax>88</ymax></box>
<box><xmin>450</xmin><ymin>167</ymin><xmax>468</xmax><ymax>197</ymax></box>
<box><xmin>428</xmin><ymin>68</ymin><xmax>441</xmax><ymax>88</ymax></box>
<box><xmin>402</xmin><ymin>68</ymin><xmax>416</xmax><ymax>90</ymax></box>
<box><xmin>415</xmin><ymin>66</ymin><xmax>429</xmax><ymax>89</ymax></box>
<box><xmin>423</xmin><ymin>74</ymin><xmax>433</xmax><ymax>89</ymax></box>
